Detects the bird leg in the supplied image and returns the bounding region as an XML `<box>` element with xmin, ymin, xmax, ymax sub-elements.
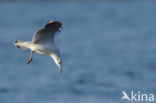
<box><xmin>26</xmin><ymin>51</ymin><xmax>33</xmax><ymax>64</ymax></box>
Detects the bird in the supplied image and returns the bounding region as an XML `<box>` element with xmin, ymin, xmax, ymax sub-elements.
<box><xmin>14</xmin><ymin>20</ymin><xmax>63</xmax><ymax>72</ymax></box>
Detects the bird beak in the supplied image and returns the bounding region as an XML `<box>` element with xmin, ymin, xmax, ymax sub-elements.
<box><xmin>59</xmin><ymin>67</ymin><xmax>62</xmax><ymax>73</ymax></box>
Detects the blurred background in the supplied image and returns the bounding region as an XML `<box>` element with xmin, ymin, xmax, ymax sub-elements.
<box><xmin>0</xmin><ymin>1</ymin><xmax>156</xmax><ymax>103</ymax></box>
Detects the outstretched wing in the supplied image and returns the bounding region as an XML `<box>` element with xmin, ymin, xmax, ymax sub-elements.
<box><xmin>32</xmin><ymin>21</ymin><xmax>62</xmax><ymax>44</ymax></box>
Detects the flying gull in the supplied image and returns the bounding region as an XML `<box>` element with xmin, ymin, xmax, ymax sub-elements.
<box><xmin>14</xmin><ymin>20</ymin><xmax>63</xmax><ymax>72</ymax></box>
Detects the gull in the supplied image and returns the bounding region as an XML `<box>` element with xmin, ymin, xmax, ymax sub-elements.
<box><xmin>14</xmin><ymin>20</ymin><xmax>63</xmax><ymax>72</ymax></box>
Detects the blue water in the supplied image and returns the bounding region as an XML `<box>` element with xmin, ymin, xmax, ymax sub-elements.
<box><xmin>0</xmin><ymin>1</ymin><xmax>156</xmax><ymax>103</ymax></box>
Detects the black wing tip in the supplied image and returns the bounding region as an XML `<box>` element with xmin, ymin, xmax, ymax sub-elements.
<box><xmin>47</xmin><ymin>20</ymin><xmax>53</xmax><ymax>24</ymax></box>
<box><xmin>45</xmin><ymin>20</ymin><xmax>62</xmax><ymax>29</ymax></box>
<box><xmin>46</xmin><ymin>20</ymin><xmax>62</xmax><ymax>25</ymax></box>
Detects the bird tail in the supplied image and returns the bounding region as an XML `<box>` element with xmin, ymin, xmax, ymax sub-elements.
<box><xmin>14</xmin><ymin>40</ymin><xmax>28</xmax><ymax>50</ymax></box>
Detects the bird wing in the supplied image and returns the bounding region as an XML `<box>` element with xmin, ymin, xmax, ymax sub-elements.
<box><xmin>32</xmin><ymin>21</ymin><xmax>62</xmax><ymax>44</ymax></box>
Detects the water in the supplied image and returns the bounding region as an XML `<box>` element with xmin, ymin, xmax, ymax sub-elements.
<box><xmin>0</xmin><ymin>1</ymin><xmax>156</xmax><ymax>103</ymax></box>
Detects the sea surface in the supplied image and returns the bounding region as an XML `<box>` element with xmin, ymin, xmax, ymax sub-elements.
<box><xmin>0</xmin><ymin>1</ymin><xmax>156</xmax><ymax>103</ymax></box>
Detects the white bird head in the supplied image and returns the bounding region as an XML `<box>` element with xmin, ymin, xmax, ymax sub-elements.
<box><xmin>50</xmin><ymin>54</ymin><xmax>62</xmax><ymax>72</ymax></box>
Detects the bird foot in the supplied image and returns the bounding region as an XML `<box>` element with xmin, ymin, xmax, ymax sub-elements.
<box><xmin>26</xmin><ymin>59</ymin><xmax>32</xmax><ymax>64</ymax></box>
<box><xmin>26</xmin><ymin>51</ymin><xmax>33</xmax><ymax>64</ymax></box>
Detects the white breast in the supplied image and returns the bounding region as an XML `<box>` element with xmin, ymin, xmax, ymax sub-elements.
<box><xmin>32</xmin><ymin>43</ymin><xmax>56</xmax><ymax>55</ymax></box>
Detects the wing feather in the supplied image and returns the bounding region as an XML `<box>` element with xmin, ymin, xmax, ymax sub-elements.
<box><xmin>32</xmin><ymin>21</ymin><xmax>62</xmax><ymax>44</ymax></box>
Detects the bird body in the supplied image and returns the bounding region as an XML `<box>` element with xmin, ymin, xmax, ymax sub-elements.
<box><xmin>14</xmin><ymin>21</ymin><xmax>63</xmax><ymax>72</ymax></box>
